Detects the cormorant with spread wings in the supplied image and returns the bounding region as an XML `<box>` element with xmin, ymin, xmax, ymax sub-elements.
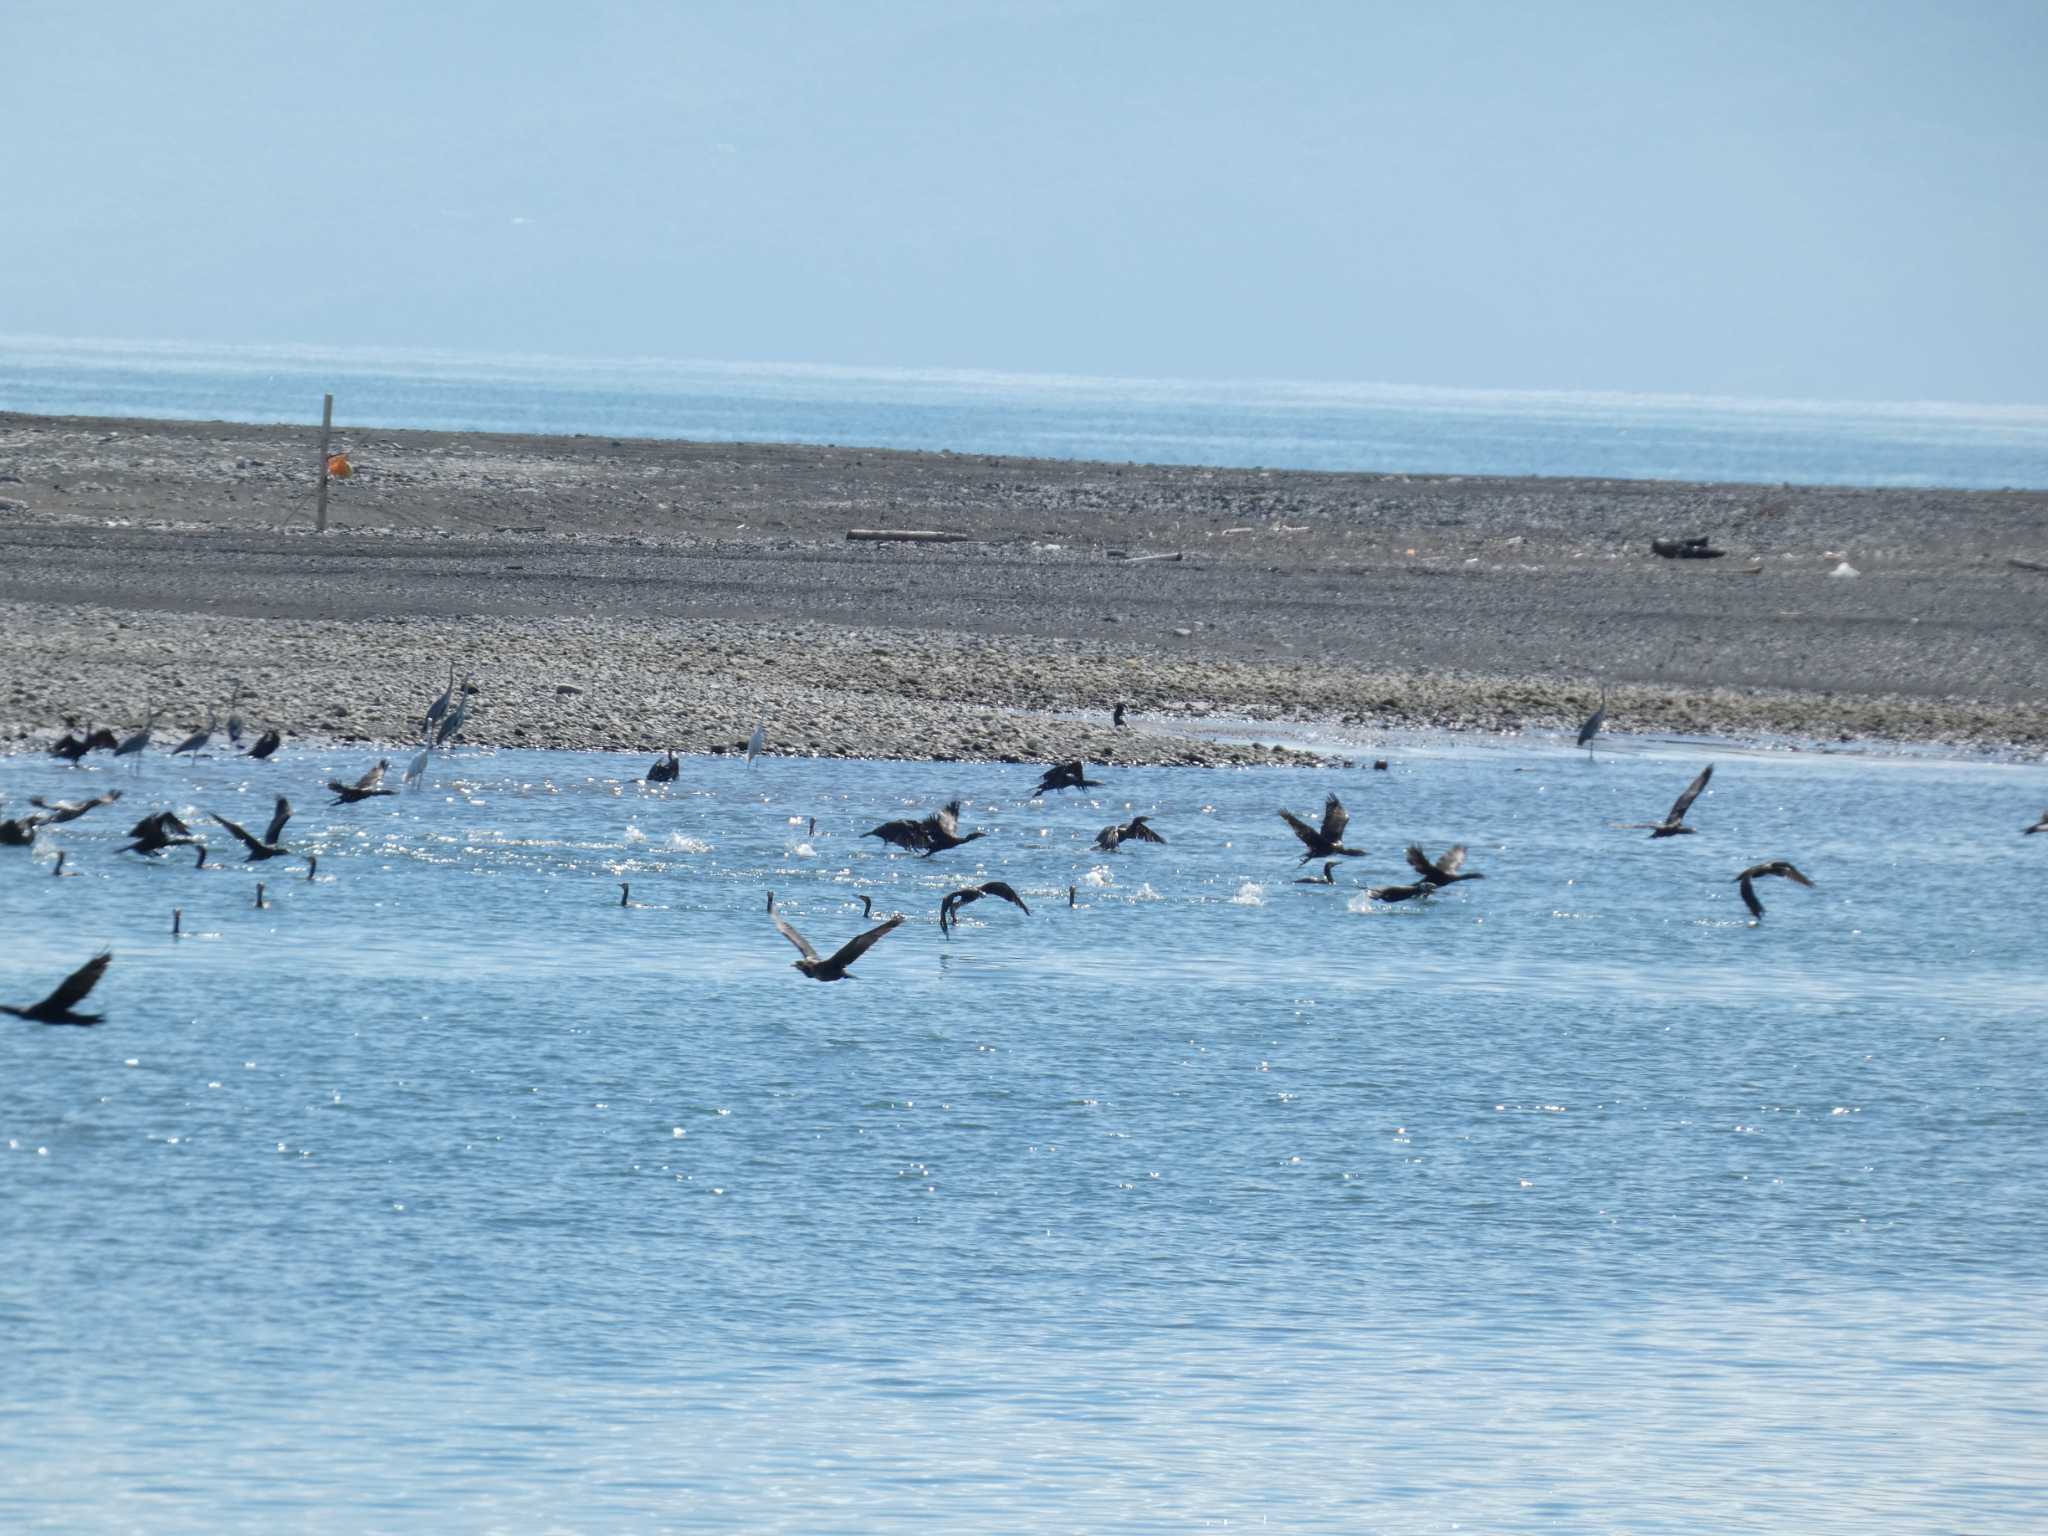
<box><xmin>1279</xmin><ymin>794</ymin><xmax>1364</xmax><ymax>865</ymax></box>
<box><xmin>1034</xmin><ymin>761</ymin><xmax>1103</xmax><ymax>796</ymax></box>
<box><xmin>939</xmin><ymin>880</ymin><xmax>1031</xmax><ymax>936</ymax></box>
<box><xmin>28</xmin><ymin>789</ymin><xmax>124</xmax><ymax>826</ymax></box>
<box><xmin>768</xmin><ymin>895</ymin><xmax>905</xmax><ymax>980</ymax></box>
<box><xmin>1405</xmin><ymin>844</ymin><xmax>1485</xmax><ymax>887</ymax></box>
<box><xmin>865</xmin><ymin>800</ymin><xmax>987</xmax><ymax>856</ymax></box>
<box><xmin>1094</xmin><ymin>815</ymin><xmax>1165</xmax><ymax>853</ymax></box>
<box><xmin>213</xmin><ymin>796</ymin><xmax>295</xmax><ymax>862</ymax></box>
<box><xmin>328</xmin><ymin>760</ymin><xmax>397</xmax><ymax>805</ymax></box>
<box><xmin>1735</xmin><ymin>860</ymin><xmax>1815</xmax><ymax>922</ymax></box>
<box><xmin>3</xmin><ymin>951</ymin><xmax>113</xmax><ymax>1026</ymax></box>
<box><xmin>1614</xmin><ymin>765</ymin><xmax>1714</xmax><ymax>838</ymax></box>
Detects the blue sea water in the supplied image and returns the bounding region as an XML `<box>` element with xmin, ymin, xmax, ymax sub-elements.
<box><xmin>3</xmin><ymin>736</ymin><xmax>2045</xmax><ymax>1531</ymax></box>
<box><xmin>4</xmin><ymin>334</ymin><xmax>2048</xmax><ymax>490</ymax></box>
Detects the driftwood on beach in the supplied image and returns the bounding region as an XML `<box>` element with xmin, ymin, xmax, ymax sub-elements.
<box><xmin>846</xmin><ymin>528</ymin><xmax>974</xmax><ymax>544</ymax></box>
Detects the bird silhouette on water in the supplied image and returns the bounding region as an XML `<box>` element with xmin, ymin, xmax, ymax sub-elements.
<box><xmin>28</xmin><ymin>789</ymin><xmax>124</xmax><ymax>826</ymax></box>
<box><xmin>1034</xmin><ymin>761</ymin><xmax>1103</xmax><ymax>795</ymax></box>
<box><xmin>1295</xmin><ymin>861</ymin><xmax>1340</xmax><ymax>885</ymax></box>
<box><xmin>939</xmin><ymin>881</ymin><xmax>1030</xmax><ymax>936</ymax></box>
<box><xmin>245</xmin><ymin>728</ymin><xmax>282</xmax><ymax>760</ymax></box>
<box><xmin>328</xmin><ymin>760</ymin><xmax>398</xmax><ymax>805</ymax></box>
<box><xmin>2024</xmin><ymin>811</ymin><xmax>2048</xmax><ymax>835</ymax></box>
<box><xmin>1279</xmin><ymin>794</ymin><xmax>1364</xmax><ymax>865</ymax></box>
<box><xmin>646</xmin><ymin>750</ymin><xmax>680</xmax><ymax>784</ymax></box>
<box><xmin>213</xmin><ymin>796</ymin><xmax>295</xmax><ymax>862</ymax></box>
<box><xmin>1614</xmin><ymin>765</ymin><xmax>1714</xmax><ymax>838</ymax></box>
<box><xmin>1405</xmin><ymin>845</ymin><xmax>1485</xmax><ymax>887</ymax></box>
<box><xmin>1365</xmin><ymin>879</ymin><xmax>1435</xmax><ymax>904</ymax></box>
<box><xmin>865</xmin><ymin>800</ymin><xmax>987</xmax><ymax>856</ymax></box>
<box><xmin>1735</xmin><ymin>860</ymin><xmax>1815</xmax><ymax>922</ymax></box>
<box><xmin>50</xmin><ymin>726</ymin><xmax>119</xmax><ymax>762</ymax></box>
<box><xmin>768</xmin><ymin>894</ymin><xmax>905</xmax><ymax>981</ymax></box>
<box><xmin>3</xmin><ymin>951</ymin><xmax>112</xmax><ymax>1026</ymax></box>
<box><xmin>1094</xmin><ymin>815</ymin><xmax>1165</xmax><ymax>853</ymax></box>
<box><xmin>121</xmin><ymin>810</ymin><xmax>201</xmax><ymax>856</ymax></box>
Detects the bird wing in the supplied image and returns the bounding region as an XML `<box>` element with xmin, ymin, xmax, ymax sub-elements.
<box><xmin>932</xmin><ymin>801</ymin><xmax>963</xmax><ymax>838</ymax></box>
<box><xmin>939</xmin><ymin>890</ymin><xmax>970</xmax><ymax>933</ymax></box>
<box><xmin>34</xmin><ymin>951</ymin><xmax>112</xmax><ymax>1015</ymax></box>
<box><xmin>825</xmin><ymin>913</ymin><xmax>905</xmax><ymax>970</ymax></box>
<box><xmin>770</xmin><ymin>908</ymin><xmax>821</xmax><ymax>963</ymax></box>
<box><xmin>1775</xmin><ymin>862</ymin><xmax>1816</xmax><ymax>888</ymax></box>
<box><xmin>1404</xmin><ymin>845</ymin><xmax>1438</xmax><ymax>880</ymax></box>
<box><xmin>866</xmin><ymin>817</ymin><xmax>927</xmax><ymax>850</ymax></box>
<box><xmin>1369</xmin><ymin>882</ymin><xmax>1427</xmax><ymax>902</ymax></box>
<box><xmin>354</xmin><ymin>761</ymin><xmax>387</xmax><ymax>792</ymax></box>
<box><xmin>1319</xmin><ymin>795</ymin><xmax>1350</xmax><ymax>844</ymax></box>
<box><xmin>1667</xmin><ymin>765</ymin><xmax>1714</xmax><ymax>824</ymax></box>
<box><xmin>1437</xmin><ymin>845</ymin><xmax>1468</xmax><ymax>877</ymax></box>
<box><xmin>1278</xmin><ymin>808</ymin><xmax>1319</xmax><ymax>848</ymax></box>
<box><xmin>1093</xmin><ymin>825</ymin><xmax>1121</xmax><ymax>851</ymax></box>
<box><xmin>1737</xmin><ymin>874</ymin><xmax>1764</xmax><ymax>920</ymax></box>
<box><xmin>211</xmin><ymin>813</ymin><xmax>266</xmax><ymax>853</ymax></box>
<box><xmin>263</xmin><ymin>797</ymin><xmax>293</xmax><ymax>846</ymax></box>
<box><xmin>979</xmin><ymin>880</ymin><xmax>1031</xmax><ymax>914</ymax></box>
<box><xmin>1125</xmin><ymin>817</ymin><xmax>1166</xmax><ymax>844</ymax></box>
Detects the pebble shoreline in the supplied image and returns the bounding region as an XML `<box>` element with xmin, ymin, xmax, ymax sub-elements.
<box><xmin>2</xmin><ymin>411</ymin><xmax>2044</xmax><ymax>764</ymax></box>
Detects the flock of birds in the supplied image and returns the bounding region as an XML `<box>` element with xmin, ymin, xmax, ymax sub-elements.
<box><xmin>6</xmin><ymin>683</ymin><xmax>2046</xmax><ymax>1016</ymax></box>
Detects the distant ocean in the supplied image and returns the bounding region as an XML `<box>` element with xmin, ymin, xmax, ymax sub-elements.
<box><xmin>3</xmin><ymin>334</ymin><xmax>2046</xmax><ymax>490</ymax></box>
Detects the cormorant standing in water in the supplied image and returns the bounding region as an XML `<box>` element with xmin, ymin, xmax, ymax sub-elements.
<box><xmin>646</xmin><ymin>750</ymin><xmax>681</xmax><ymax>784</ymax></box>
<box><xmin>2</xmin><ymin>951</ymin><xmax>112</xmax><ymax>1026</ymax></box>
<box><xmin>246</xmin><ymin>728</ymin><xmax>282</xmax><ymax>760</ymax></box>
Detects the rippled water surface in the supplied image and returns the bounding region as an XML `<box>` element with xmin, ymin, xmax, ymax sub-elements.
<box><xmin>6</xmin><ymin>335</ymin><xmax>2048</xmax><ymax>489</ymax></box>
<box><xmin>3</xmin><ymin>740</ymin><xmax>2045</xmax><ymax>1532</ymax></box>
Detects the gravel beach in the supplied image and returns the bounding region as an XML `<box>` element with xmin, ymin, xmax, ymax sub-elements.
<box><xmin>2</xmin><ymin>410</ymin><xmax>2044</xmax><ymax>763</ymax></box>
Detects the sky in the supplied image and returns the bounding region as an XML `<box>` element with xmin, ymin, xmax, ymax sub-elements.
<box><xmin>5</xmin><ymin>1</ymin><xmax>2045</xmax><ymax>403</ymax></box>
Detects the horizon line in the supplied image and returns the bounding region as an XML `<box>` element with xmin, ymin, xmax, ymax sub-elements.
<box><xmin>3</xmin><ymin>331</ymin><xmax>2045</xmax><ymax>421</ymax></box>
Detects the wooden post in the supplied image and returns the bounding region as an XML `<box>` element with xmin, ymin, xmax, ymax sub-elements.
<box><xmin>315</xmin><ymin>392</ymin><xmax>334</xmax><ymax>533</ymax></box>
